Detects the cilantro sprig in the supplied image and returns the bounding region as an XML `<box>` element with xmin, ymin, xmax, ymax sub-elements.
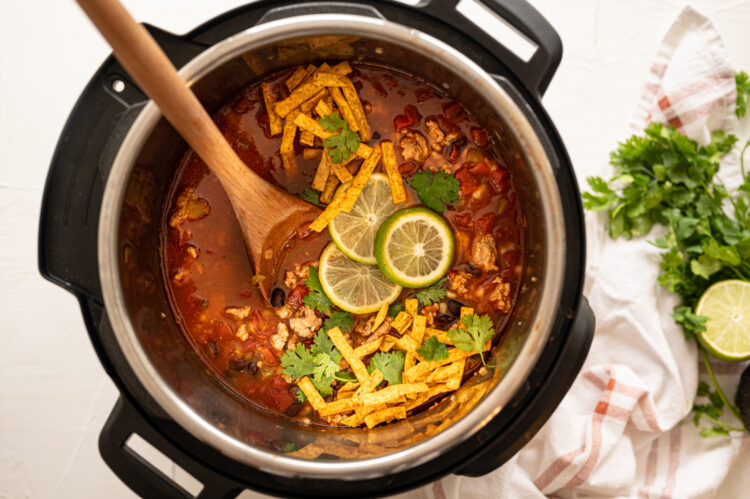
<box><xmin>321</xmin><ymin>311</ymin><xmax>354</xmax><ymax>334</ymax></box>
<box><xmin>299</xmin><ymin>187</ymin><xmax>324</xmax><ymax>207</ymax></box>
<box><xmin>407</xmin><ymin>170</ymin><xmax>460</xmax><ymax>213</ymax></box>
<box><xmin>302</xmin><ymin>266</ymin><xmax>333</xmax><ymax>314</ymax></box>
<box><xmin>737</xmin><ymin>71</ymin><xmax>750</xmax><ymax>118</ymax></box>
<box><xmin>320</xmin><ymin>113</ymin><xmax>361</xmax><ymax>163</ymax></box>
<box><xmin>281</xmin><ymin>330</ymin><xmax>352</xmax><ymax>397</ymax></box>
<box><xmin>417</xmin><ymin>336</ymin><xmax>449</xmax><ymax>361</ymax></box>
<box><xmin>415</xmin><ymin>277</ymin><xmax>447</xmax><ymax>307</ymax></box>
<box><xmin>448</xmin><ymin>313</ymin><xmax>495</xmax><ymax>365</ymax></box>
<box><xmin>368</xmin><ymin>351</ymin><xmax>405</xmax><ymax>385</ymax></box>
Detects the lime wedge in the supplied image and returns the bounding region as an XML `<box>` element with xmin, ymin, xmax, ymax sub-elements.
<box><xmin>318</xmin><ymin>242</ymin><xmax>402</xmax><ymax>314</ymax></box>
<box><xmin>374</xmin><ymin>207</ymin><xmax>454</xmax><ymax>288</ymax></box>
<box><xmin>329</xmin><ymin>173</ymin><xmax>404</xmax><ymax>264</ymax></box>
<box><xmin>696</xmin><ymin>279</ymin><xmax>750</xmax><ymax>362</ymax></box>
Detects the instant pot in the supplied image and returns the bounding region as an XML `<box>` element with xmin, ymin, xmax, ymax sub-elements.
<box><xmin>39</xmin><ymin>1</ymin><xmax>595</xmax><ymax>497</ymax></box>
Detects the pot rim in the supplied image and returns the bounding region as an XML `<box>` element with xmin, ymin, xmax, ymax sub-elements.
<box><xmin>98</xmin><ymin>13</ymin><xmax>565</xmax><ymax>479</ymax></box>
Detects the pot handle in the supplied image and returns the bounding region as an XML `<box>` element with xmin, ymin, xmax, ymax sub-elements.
<box><xmin>424</xmin><ymin>0</ymin><xmax>562</xmax><ymax>96</ymax></box>
<box><xmin>100</xmin><ymin>396</ymin><xmax>243</xmax><ymax>498</ymax></box>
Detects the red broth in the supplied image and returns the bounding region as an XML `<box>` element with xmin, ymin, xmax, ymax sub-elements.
<box><xmin>161</xmin><ymin>63</ymin><xmax>525</xmax><ymax>425</ymax></box>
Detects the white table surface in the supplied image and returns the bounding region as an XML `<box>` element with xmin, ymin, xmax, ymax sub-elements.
<box><xmin>2</xmin><ymin>1</ymin><xmax>750</xmax><ymax>497</ymax></box>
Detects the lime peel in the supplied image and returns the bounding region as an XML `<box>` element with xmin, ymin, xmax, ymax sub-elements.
<box><xmin>696</xmin><ymin>279</ymin><xmax>750</xmax><ymax>362</ymax></box>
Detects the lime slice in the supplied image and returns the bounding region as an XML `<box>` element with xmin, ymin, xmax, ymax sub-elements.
<box><xmin>318</xmin><ymin>242</ymin><xmax>402</xmax><ymax>314</ymax></box>
<box><xmin>329</xmin><ymin>173</ymin><xmax>404</xmax><ymax>264</ymax></box>
<box><xmin>374</xmin><ymin>207</ymin><xmax>454</xmax><ymax>288</ymax></box>
<box><xmin>695</xmin><ymin>280</ymin><xmax>750</xmax><ymax>362</ymax></box>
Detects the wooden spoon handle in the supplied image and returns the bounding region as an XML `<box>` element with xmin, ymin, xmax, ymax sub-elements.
<box><xmin>76</xmin><ymin>0</ymin><xmax>270</xmax><ymax>198</ymax></box>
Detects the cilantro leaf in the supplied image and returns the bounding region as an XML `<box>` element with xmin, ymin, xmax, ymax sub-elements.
<box><xmin>415</xmin><ymin>278</ymin><xmax>447</xmax><ymax>306</ymax></box>
<box><xmin>281</xmin><ymin>330</ymin><xmax>351</xmax><ymax>398</ymax></box>
<box><xmin>672</xmin><ymin>306</ymin><xmax>708</xmax><ymax>339</ymax></box>
<box><xmin>296</xmin><ymin>389</ymin><xmax>307</xmax><ymax>402</ymax></box>
<box><xmin>320</xmin><ymin>113</ymin><xmax>361</xmax><ymax>163</ymax></box>
<box><xmin>311</xmin><ymin>353</ymin><xmax>339</xmax><ymax>396</ymax></box>
<box><xmin>280</xmin><ymin>344</ymin><xmax>316</xmax><ymax>380</ymax></box>
<box><xmin>299</xmin><ymin>187</ymin><xmax>323</xmax><ymax>207</ymax></box>
<box><xmin>311</xmin><ymin>330</ymin><xmax>341</xmax><ymax>363</ymax></box>
<box><xmin>737</xmin><ymin>71</ymin><xmax>750</xmax><ymax>118</ymax></box>
<box><xmin>448</xmin><ymin>313</ymin><xmax>495</xmax><ymax>365</ymax></box>
<box><xmin>281</xmin><ymin>442</ymin><xmax>298</xmax><ymax>453</ymax></box>
<box><xmin>302</xmin><ymin>266</ymin><xmax>333</xmax><ymax>313</ymax></box>
<box><xmin>320</xmin><ymin>311</ymin><xmax>354</xmax><ymax>335</ymax></box>
<box><xmin>417</xmin><ymin>336</ymin><xmax>449</xmax><ymax>361</ymax></box>
<box><xmin>387</xmin><ymin>302</ymin><xmax>405</xmax><ymax>318</ymax></box>
<box><xmin>368</xmin><ymin>351</ymin><xmax>405</xmax><ymax>385</ymax></box>
<box><xmin>407</xmin><ymin>170</ymin><xmax>460</xmax><ymax>212</ymax></box>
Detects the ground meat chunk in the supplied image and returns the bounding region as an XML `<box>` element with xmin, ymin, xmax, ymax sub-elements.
<box><xmin>271</xmin><ymin>323</ymin><xmax>289</xmax><ymax>351</ymax></box>
<box><xmin>361</xmin><ymin>317</ymin><xmax>394</xmax><ymax>343</ymax></box>
<box><xmin>471</xmin><ymin>234</ymin><xmax>499</xmax><ymax>272</ymax></box>
<box><xmin>275</xmin><ymin>303</ymin><xmax>294</xmax><ymax>319</ymax></box>
<box><xmin>448</xmin><ymin>269</ymin><xmax>472</xmax><ymax>296</ymax></box>
<box><xmin>489</xmin><ymin>277</ymin><xmax>512</xmax><ymax>313</ymax></box>
<box><xmin>421</xmin><ymin>304</ymin><xmax>438</xmax><ymax>328</ymax></box>
<box><xmin>224</xmin><ymin>306</ymin><xmax>252</xmax><ymax>321</ymax></box>
<box><xmin>288</xmin><ymin>306</ymin><xmax>322</xmax><ymax>338</ymax></box>
<box><xmin>399</xmin><ymin>131</ymin><xmax>430</xmax><ymax>163</ymax></box>
<box><xmin>169</xmin><ymin>188</ymin><xmax>210</xmax><ymax>228</ymax></box>
<box><xmin>425</xmin><ymin>119</ymin><xmax>445</xmax><ymax>151</ymax></box>
<box><xmin>236</xmin><ymin>323</ymin><xmax>249</xmax><ymax>341</ymax></box>
<box><xmin>284</xmin><ymin>262</ymin><xmax>314</xmax><ymax>289</ymax></box>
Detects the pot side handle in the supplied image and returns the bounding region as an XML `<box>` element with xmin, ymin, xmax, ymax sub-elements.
<box><xmin>100</xmin><ymin>396</ymin><xmax>243</xmax><ymax>499</ymax></box>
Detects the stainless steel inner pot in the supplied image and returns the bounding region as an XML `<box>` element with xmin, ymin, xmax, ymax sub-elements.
<box><xmin>97</xmin><ymin>14</ymin><xmax>564</xmax><ymax>479</ymax></box>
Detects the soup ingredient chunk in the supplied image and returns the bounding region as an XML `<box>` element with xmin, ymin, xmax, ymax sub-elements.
<box><xmin>318</xmin><ymin>242</ymin><xmax>402</xmax><ymax>314</ymax></box>
<box><xmin>374</xmin><ymin>207</ymin><xmax>455</xmax><ymax>288</ymax></box>
<box><xmin>328</xmin><ymin>173</ymin><xmax>404</xmax><ymax>264</ymax></box>
<box><xmin>695</xmin><ymin>280</ymin><xmax>750</xmax><ymax>362</ymax></box>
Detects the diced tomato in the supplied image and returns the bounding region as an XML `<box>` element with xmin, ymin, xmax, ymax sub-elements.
<box><xmin>455</xmin><ymin>168</ymin><xmax>479</xmax><ymax>196</ymax></box>
<box><xmin>287</xmin><ymin>284</ymin><xmax>309</xmax><ymax>309</ymax></box>
<box><xmin>470</xmin><ymin>128</ymin><xmax>488</xmax><ymax>147</ymax></box>
<box><xmin>393</xmin><ymin>104</ymin><xmax>421</xmax><ymax>131</ymax></box>
<box><xmin>442</xmin><ymin>101</ymin><xmax>466</xmax><ymax>121</ymax></box>
<box><xmin>474</xmin><ymin>213</ymin><xmax>496</xmax><ymax>236</ymax></box>
<box><xmin>489</xmin><ymin>168</ymin><xmax>510</xmax><ymax>193</ymax></box>
<box><xmin>453</xmin><ymin>212</ymin><xmax>473</xmax><ymax>230</ymax></box>
<box><xmin>502</xmin><ymin>248</ymin><xmax>521</xmax><ymax>267</ymax></box>
<box><xmin>469</xmin><ymin>162</ymin><xmax>490</xmax><ymax>176</ymax></box>
<box><xmin>445</xmin><ymin>142</ymin><xmax>460</xmax><ymax>163</ymax></box>
<box><xmin>398</xmin><ymin>161</ymin><xmax>418</xmax><ymax>176</ymax></box>
<box><xmin>258</xmin><ymin>344</ymin><xmax>278</xmax><ymax>365</ymax></box>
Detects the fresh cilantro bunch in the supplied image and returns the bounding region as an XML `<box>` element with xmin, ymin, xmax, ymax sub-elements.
<box><xmin>415</xmin><ymin>278</ymin><xmax>447</xmax><ymax>307</ymax></box>
<box><xmin>320</xmin><ymin>113</ymin><xmax>361</xmax><ymax>163</ymax></box>
<box><xmin>448</xmin><ymin>313</ymin><xmax>495</xmax><ymax>365</ymax></box>
<box><xmin>407</xmin><ymin>170</ymin><xmax>460</xmax><ymax>212</ymax></box>
<box><xmin>280</xmin><ymin>330</ymin><xmax>352</xmax><ymax>397</ymax></box>
<box><xmin>417</xmin><ymin>336</ymin><xmax>449</xmax><ymax>361</ymax></box>
<box><xmin>303</xmin><ymin>266</ymin><xmax>333</xmax><ymax>314</ymax></box>
<box><xmin>583</xmin><ymin>122</ymin><xmax>750</xmax><ymax>312</ymax></box>
<box><xmin>368</xmin><ymin>351</ymin><xmax>405</xmax><ymax>385</ymax></box>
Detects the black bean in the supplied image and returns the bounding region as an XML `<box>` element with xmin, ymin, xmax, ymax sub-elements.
<box><xmin>246</xmin><ymin>361</ymin><xmax>258</xmax><ymax>376</ymax></box>
<box><xmin>228</xmin><ymin>357</ymin><xmax>246</xmax><ymax>371</ymax></box>
<box><xmin>208</xmin><ymin>340</ymin><xmax>219</xmax><ymax>358</ymax></box>
<box><xmin>446</xmin><ymin>299</ymin><xmax>465</xmax><ymax>317</ymax></box>
<box><xmin>435</xmin><ymin>314</ymin><xmax>457</xmax><ymax>330</ymax></box>
<box><xmin>284</xmin><ymin>401</ymin><xmax>303</xmax><ymax>417</ymax></box>
<box><xmin>371</xmin><ymin>131</ymin><xmax>381</xmax><ymax>141</ymax></box>
<box><xmin>465</xmin><ymin>264</ymin><xmax>480</xmax><ymax>276</ymax></box>
<box><xmin>271</xmin><ymin>287</ymin><xmax>286</xmax><ymax>308</ymax></box>
<box><xmin>453</xmin><ymin>136</ymin><xmax>467</xmax><ymax>149</ymax></box>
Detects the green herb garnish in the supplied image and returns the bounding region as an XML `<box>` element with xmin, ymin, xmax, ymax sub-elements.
<box><xmin>448</xmin><ymin>313</ymin><xmax>494</xmax><ymax>365</ymax></box>
<box><xmin>415</xmin><ymin>277</ymin><xmax>447</xmax><ymax>307</ymax></box>
<box><xmin>417</xmin><ymin>336</ymin><xmax>449</xmax><ymax>361</ymax></box>
<box><xmin>302</xmin><ymin>266</ymin><xmax>333</xmax><ymax>314</ymax></box>
<box><xmin>320</xmin><ymin>113</ymin><xmax>361</xmax><ymax>163</ymax></box>
<box><xmin>320</xmin><ymin>310</ymin><xmax>354</xmax><ymax>335</ymax></box>
<box><xmin>281</xmin><ymin>330</ymin><xmax>349</xmax><ymax>397</ymax></box>
<box><xmin>407</xmin><ymin>170</ymin><xmax>460</xmax><ymax>213</ymax></box>
<box><xmin>299</xmin><ymin>187</ymin><xmax>324</xmax><ymax>207</ymax></box>
<box><xmin>387</xmin><ymin>302</ymin><xmax>405</xmax><ymax>318</ymax></box>
<box><xmin>368</xmin><ymin>351</ymin><xmax>406</xmax><ymax>385</ymax></box>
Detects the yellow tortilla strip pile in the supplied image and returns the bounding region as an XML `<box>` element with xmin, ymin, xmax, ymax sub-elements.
<box><xmin>296</xmin><ymin>303</ymin><xmax>489</xmax><ymax>429</ymax></box>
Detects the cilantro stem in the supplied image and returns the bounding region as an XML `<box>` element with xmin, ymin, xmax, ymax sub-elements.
<box><xmin>694</xmin><ymin>411</ymin><xmax>745</xmax><ymax>432</ymax></box>
<box><xmin>701</xmin><ymin>348</ymin><xmax>744</xmax><ymax>425</ymax></box>
<box><xmin>740</xmin><ymin>139</ymin><xmax>749</xmax><ymax>183</ymax></box>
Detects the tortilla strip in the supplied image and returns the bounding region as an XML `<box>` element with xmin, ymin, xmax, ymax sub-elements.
<box><xmin>318</xmin><ymin>398</ymin><xmax>356</xmax><ymax>417</ymax></box>
<box><xmin>300</xmin><ymin>130</ymin><xmax>315</xmax><ymax>147</ymax></box>
<box><xmin>275</xmin><ymin>81</ymin><xmax>326</xmax><ymax>118</ymax></box>
<box><xmin>285</xmin><ymin>66</ymin><xmax>308</xmax><ymax>91</ymax></box>
<box><xmin>405</xmin><ymin>299</ymin><xmax>418</xmax><ymax>319</ymax></box>
<box><xmin>298</xmin><ymin>376</ymin><xmax>325</xmax><ymax>411</ymax></box>
<box><xmin>404</xmin><ymin>353</ymin><xmax>416</xmax><ymax>372</ymax></box>
<box><xmin>341</xmin><ymin>413</ymin><xmax>363</xmax><ymax>427</ymax></box>
<box><xmin>352</xmin><ymin>369</ymin><xmax>384</xmax><ymax>403</ymax></box>
<box><xmin>294</xmin><ymin>113</ymin><xmax>334</xmax><ymax>140</ymax></box>
<box><xmin>403</xmin><ymin>384</ymin><xmax>454</xmax><ymax>411</ymax></box>
<box><xmin>353</xmin><ymin>337</ymin><xmax>383</xmax><ymax>358</ymax></box>
<box><xmin>446</xmin><ymin>358</ymin><xmax>465</xmax><ymax>390</ymax></box>
<box><xmin>261</xmin><ymin>82</ymin><xmax>282</xmax><ymax>136</ymax></box>
<box><xmin>340</xmin><ymin>76</ymin><xmax>371</xmax><ymax>140</ymax></box>
<box><xmin>391</xmin><ymin>311</ymin><xmax>412</xmax><ymax>335</ymax></box>
<box><xmin>411</xmin><ymin>315</ymin><xmax>427</xmax><ymax>346</ymax></box>
<box><xmin>312</xmin><ymin>71</ymin><xmax>347</xmax><ymax>87</ymax></box>
<box><xmin>372</xmin><ymin>304</ymin><xmax>388</xmax><ymax>332</ymax></box>
<box><xmin>315</xmin><ymin>99</ymin><xmax>334</xmax><ymax>119</ymax></box>
<box><xmin>426</xmin><ymin>360</ymin><xmax>462</xmax><ymax>383</ymax></box>
<box><xmin>395</xmin><ymin>334</ymin><xmax>418</xmax><ymax>353</ymax></box>
<box><xmin>319</xmin><ymin>174</ymin><xmax>340</xmax><ymax>204</ymax></box>
<box><xmin>331</xmin><ymin>60</ymin><xmax>353</xmax><ymax>76</ymax></box>
<box><xmin>338</xmin><ymin>381</ymin><xmax>359</xmax><ymax>394</ymax></box>
<box><xmin>339</xmin><ymin>145</ymin><xmax>381</xmax><ymax>212</ymax></box>
<box><xmin>364</xmin><ymin>406</ymin><xmax>407</xmax><ymax>429</ymax></box>
<box><xmin>356</xmin><ymin>403</ymin><xmax>386</xmax><ymax>419</ymax></box>
<box><xmin>380</xmin><ymin>140</ymin><xmax>406</xmax><ymax>203</ymax></box>
<box><xmin>312</xmin><ymin>151</ymin><xmax>331</xmax><ymax>191</ymax></box>
<box><xmin>403</xmin><ymin>348</ymin><xmax>473</xmax><ymax>383</ymax></box>
<box><xmin>329</xmin><ymin>86</ymin><xmax>359</xmax><ymax>132</ymax></box>
<box><xmin>425</xmin><ymin>328</ymin><xmax>454</xmax><ymax>345</ymax></box>
<box><xmin>300</xmin><ymin>88</ymin><xmax>328</xmax><ymax>113</ymax></box>
<box><xmin>280</xmin><ymin>109</ymin><xmax>300</xmax><ymax>170</ymax></box>
<box><xmin>361</xmin><ymin>383</ymin><xmax>429</xmax><ymax>406</ymax></box>
<box><xmin>331</xmin><ymin>161</ymin><xmax>353</xmax><ymax>182</ymax></box>
<box><xmin>327</xmin><ymin>327</ymin><xmax>369</xmax><ymax>383</ymax></box>
<box><xmin>460</xmin><ymin>307</ymin><xmax>475</xmax><ymax>320</ymax></box>
<box><xmin>302</xmin><ymin>148</ymin><xmax>322</xmax><ymax>160</ymax></box>
<box><xmin>380</xmin><ymin>337</ymin><xmax>396</xmax><ymax>352</ymax></box>
<box><xmin>311</xmin><ymin>190</ymin><xmax>345</xmax><ymax>230</ymax></box>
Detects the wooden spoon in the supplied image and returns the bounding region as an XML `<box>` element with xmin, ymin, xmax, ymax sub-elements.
<box><xmin>77</xmin><ymin>0</ymin><xmax>321</xmax><ymax>300</ymax></box>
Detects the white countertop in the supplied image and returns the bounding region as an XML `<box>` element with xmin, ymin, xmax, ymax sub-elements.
<box><xmin>2</xmin><ymin>1</ymin><xmax>749</xmax><ymax>497</ymax></box>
